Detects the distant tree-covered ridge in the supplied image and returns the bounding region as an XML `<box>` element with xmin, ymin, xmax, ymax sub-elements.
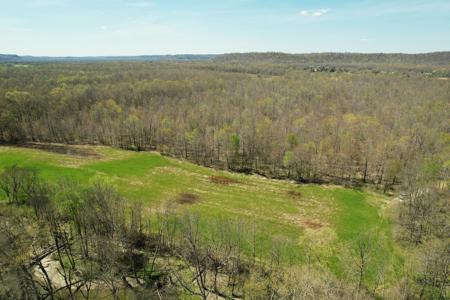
<box><xmin>2</xmin><ymin>52</ymin><xmax>450</xmax><ymax>68</ymax></box>
<box><xmin>214</xmin><ymin>51</ymin><xmax>450</xmax><ymax>67</ymax></box>
<box><xmin>0</xmin><ymin>54</ymin><xmax>217</xmax><ymax>63</ymax></box>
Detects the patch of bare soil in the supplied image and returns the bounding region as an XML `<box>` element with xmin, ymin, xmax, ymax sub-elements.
<box><xmin>301</xmin><ymin>219</ymin><xmax>325</xmax><ymax>229</ymax></box>
<box><xmin>34</xmin><ymin>257</ymin><xmax>67</xmax><ymax>288</ymax></box>
<box><xmin>34</xmin><ymin>257</ymin><xmax>114</xmax><ymax>291</ymax></box>
<box><xmin>283</xmin><ymin>213</ymin><xmax>327</xmax><ymax>230</ymax></box>
<box><xmin>209</xmin><ymin>175</ymin><xmax>241</xmax><ymax>185</ymax></box>
<box><xmin>287</xmin><ymin>190</ymin><xmax>302</xmax><ymax>200</ymax></box>
<box><xmin>21</xmin><ymin>142</ymin><xmax>100</xmax><ymax>157</ymax></box>
<box><xmin>177</xmin><ymin>193</ymin><xmax>200</xmax><ymax>204</ymax></box>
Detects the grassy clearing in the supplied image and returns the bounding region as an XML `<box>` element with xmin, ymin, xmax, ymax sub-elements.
<box><xmin>0</xmin><ymin>144</ymin><xmax>401</xmax><ymax>282</ymax></box>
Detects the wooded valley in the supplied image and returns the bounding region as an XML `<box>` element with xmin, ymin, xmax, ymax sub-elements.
<box><xmin>0</xmin><ymin>53</ymin><xmax>448</xmax><ymax>299</ymax></box>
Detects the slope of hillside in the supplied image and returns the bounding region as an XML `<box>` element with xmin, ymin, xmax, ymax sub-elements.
<box><xmin>0</xmin><ymin>144</ymin><xmax>402</xmax><ymax>283</ymax></box>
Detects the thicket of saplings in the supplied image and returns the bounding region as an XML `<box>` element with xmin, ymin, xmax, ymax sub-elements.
<box><xmin>0</xmin><ymin>165</ymin><xmax>448</xmax><ymax>300</ymax></box>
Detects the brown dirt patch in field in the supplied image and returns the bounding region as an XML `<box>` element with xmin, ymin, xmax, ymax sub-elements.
<box><xmin>22</xmin><ymin>143</ymin><xmax>100</xmax><ymax>157</ymax></box>
<box><xmin>283</xmin><ymin>213</ymin><xmax>327</xmax><ymax>230</ymax></box>
<box><xmin>287</xmin><ymin>190</ymin><xmax>302</xmax><ymax>200</ymax></box>
<box><xmin>209</xmin><ymin>175</ymin><xmax>241</xmax><ymax>185</ymax></box>
<box><xmin>301</xmin><ymin>219</ymin><xmax>326</xmax><ymax>229</ymax></box>
<box><xmin>177</xmin><ymin>193</ymin><xmax>200</xmax><ymax>204</ymax></box>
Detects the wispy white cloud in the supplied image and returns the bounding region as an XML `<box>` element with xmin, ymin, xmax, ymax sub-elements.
<box><xmin>300</xmin><ymin>9</ymin><xmax>329</xmax><ymax>17</ymax></box>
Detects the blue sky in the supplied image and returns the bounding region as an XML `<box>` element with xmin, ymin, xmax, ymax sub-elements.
<box><xmin>0</xmin><ymin>0</ymin><xmax>449</xmax><ymax>56</ymax></box>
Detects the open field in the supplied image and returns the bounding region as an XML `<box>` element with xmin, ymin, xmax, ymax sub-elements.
<box><xmin>0</xmin><ymin>144</ymin><xmax>402</xmax><ymax>283</ymax></box>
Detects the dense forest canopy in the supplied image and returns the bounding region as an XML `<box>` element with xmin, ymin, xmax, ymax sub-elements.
<box><xmin>0</xmin><ymin>56</ymin><xmax>449</xmax><ymax>189</ymax></box>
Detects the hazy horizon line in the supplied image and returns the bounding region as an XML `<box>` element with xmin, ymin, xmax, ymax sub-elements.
<box><xmin>2</xmin><ymin>50</ymin><xmax>450</xmax><ymax>58</ymax></box>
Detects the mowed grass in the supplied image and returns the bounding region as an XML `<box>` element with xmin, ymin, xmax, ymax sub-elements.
<box><xmin>0</xmin><ymin>144</ymin><xmax>401</xmax><ymax>281</ymax></box>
